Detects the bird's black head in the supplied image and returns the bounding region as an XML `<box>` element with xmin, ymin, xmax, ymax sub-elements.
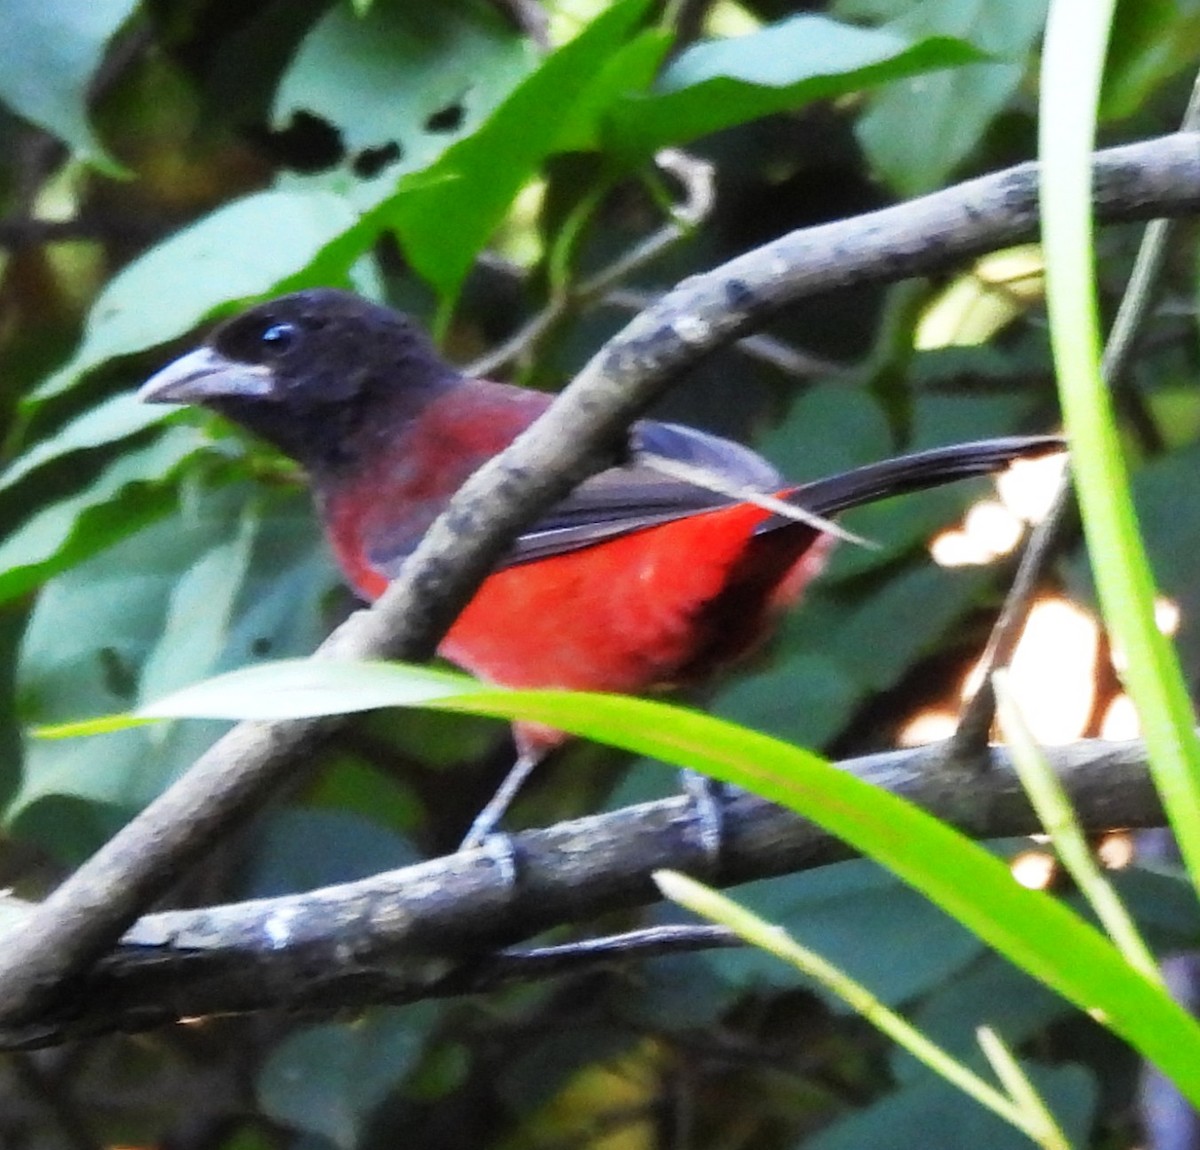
<box><xmin>139</xmin><ymin>289</ymin><xmax>462</xmax><ymax>472</ymax></box>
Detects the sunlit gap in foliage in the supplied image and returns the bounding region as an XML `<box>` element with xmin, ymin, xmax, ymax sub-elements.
<box><xmin>1009</xmin><ymin>830</ymin><xmax>1134</xmax><ymax>894</ymax></box>
<box><xmin>1011</xmin><ymin>849</ymin><xmax>1058</xmax><ymax>891</ymax></box>
<box><xmin>930</xmin><ymin>452</ymin><xmax>1063</xmax><ymax>568</ymax></box>
<box><xmin>914</xmin><ymin>245</ymin><xmax>1045</xmax><ymax>351</ymax></box>
<box><xmin>1099</xmin><ymin>596</ymin><xmax>1180</xmax><ymax>740</ymax></box>
<box><xmin>968</xmin><ymin>597</ymin><xmax>1099</xmax><ymax>745</ymax></box>
<box><xmin>902</xmin><ymin>451</ymin><xmax>1084</xmax><ymax>749</ymax></box>
<box><xmin>899</xmin><ymin>599</ymin><xmax>1100</xmax><ymax>752</ymax></box>
<box><xmin>903</xmin><ymin>449</ymin><xmax>1186</xmax><ymax>751</ymax></box>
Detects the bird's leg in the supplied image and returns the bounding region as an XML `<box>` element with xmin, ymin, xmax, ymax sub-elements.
<box><xmin>457</xmin><ymin>740</ymin><xmax>726</xmax><ymax>871</ymax></box>
<box><xmin>458</xmin><ymin>749</ymin><xmax>543</xmax><ymax>852</ymax></box>
<box><xmin>669</xmin><ymin>683</ymin><xmax>728</xmax><ymax>871</ymax></box>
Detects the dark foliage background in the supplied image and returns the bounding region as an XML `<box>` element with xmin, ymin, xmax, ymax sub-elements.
<box><xmin>0</xmin><ymin>0</ymin><xmax>1198</xmax><ymax>1146</ymax></box>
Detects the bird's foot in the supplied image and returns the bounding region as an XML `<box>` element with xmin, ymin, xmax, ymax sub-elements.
<box><xmin>462</xmin><ymin>830</ymin><xmax>520</xmax><ymax>889</ymax></box>
<box><xmin>680</xmin><ymin>769</ymin><xmax>727</xmax><ymax>873</ymax></box>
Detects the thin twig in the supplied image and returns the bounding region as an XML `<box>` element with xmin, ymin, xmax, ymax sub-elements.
<box><xmin>467</xmin><ymin>149</ymin><xmax>716</xmax><ymax>377</ymax></box>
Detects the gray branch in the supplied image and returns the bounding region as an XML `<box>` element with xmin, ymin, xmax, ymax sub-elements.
<box><xmin>0</xmin><ymin>735</ymin><xmax>1163</xmax><ymax>1050</ymax></box>
<box><xmin>0</xmin><ymin>132</ymin><xmax>1195</xmax><ymax>1026</ymax></box>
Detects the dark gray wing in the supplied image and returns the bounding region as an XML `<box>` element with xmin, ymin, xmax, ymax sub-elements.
<box><xmin>367</xmin><ymin>422</ymin><xmax>1061</xmax><ymax>574</ymax></box>
<box><xmin>508</xmin><ymin>432</ymin><xmax>1062</xmax><ymax>561</ymax></box>
<box><xmin>506</xmin><ymin>419</ymin><xmax>783</xmax><ymax>563</ymax></box>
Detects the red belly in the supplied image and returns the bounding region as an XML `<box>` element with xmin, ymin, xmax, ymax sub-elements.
<box><xmin>441</xmin><ymin>506</ymin><xmax>830</xmax><ymax>688</ymax></box>
<box><xmin>330</xmin><ymin>500</ymin><xmax>833</xmax><ymax>752</ymax></box>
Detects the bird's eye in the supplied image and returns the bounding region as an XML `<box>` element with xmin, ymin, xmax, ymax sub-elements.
<box><xmin>259</xmin><ymin>322</ymin><xmax>296</xmax><ymax>354</ymax></box>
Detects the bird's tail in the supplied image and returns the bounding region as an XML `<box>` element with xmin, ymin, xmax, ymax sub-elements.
<box><xmin>779</xmin><ymin>434</ymin><xmax>1064</xmax><ymax>523</ymax></box>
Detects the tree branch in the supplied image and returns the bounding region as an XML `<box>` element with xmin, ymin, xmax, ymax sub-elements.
<box><xmin>0</xmin><ymin>734</ymin><xmax>1164</xmax><ymax>1049</ymax></box>
<box><xmin>0</xmin><ymin>132</ymin><xmax>1195</xmax><ymax>1025</ymax></box>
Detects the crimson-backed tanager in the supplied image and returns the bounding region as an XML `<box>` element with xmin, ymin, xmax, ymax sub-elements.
<box><xmin>140</xmin><ymin>289</ymin><xmax>1060</xmax><ymax>846</ymax></box>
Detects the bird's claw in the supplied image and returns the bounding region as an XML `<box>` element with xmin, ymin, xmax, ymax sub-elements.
<box><xmin>460</xmin><ymin>830</ymin><xmax>520</xmax><ymax>889</ymax></box>
<box><xmin>680</xmin><ymin>769</ymin><xmax>726</xmax><ymax>873</ymax></box>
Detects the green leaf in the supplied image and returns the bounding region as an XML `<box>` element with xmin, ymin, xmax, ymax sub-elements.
<box><xmin>89</xmin><ymin>659</ymin><xmax>1200</xmax><ymax>1100</ymax></box>
<box><xmin>11</xmin><ymin>488</ymin><xmax>331</xmax><ymax>845</ymax></box>
<box><xmin>549</xmin><ymin>29</ymin><xmax>671</xmax><ymax>154</ymax></box>
<box><xmin>754</xmin><ymin>383</ymin><xmax>893</xmax><ymax>483</ymax></box>
<box><xmin>0</xmin><ymin>428</ymin><xmax>204</xmax><ymax>606</ymax></box>
<box><xmin>706</xmin><ymin>864</ymin><xmax>985</xmax><ymax>1008</ymax></box>
<box><xmin>605</xmin><ymin>15</ymin><xmax>983</xmax><ymax>157</ymax></box>
<box><xmin>0</xmin><ymin>394</ymin><xmax>171</xmax><ymax>495</ymax></box>
<box><xmin>806</xmin><ymin>1064</ymin><xmax>1095</xmax><ymax>1150</ymax></box>
<box><xmin>0</xmin><ymin>0</ymin><xmax>138</xmax><ymax>173</ymax></box>
<box><xmin>258</xmin><ymin>1004</ymin><xmax>439</xmax><ymax>1149</ymax></box>
<box><xmin>714</xmin><ymin>650</ymin><xmax>860</xmax><ymax>748</ymax></box>
<box><xmin>857</xmin><ymin>0</ymin><xmax>1048</xmax><ymax>196</ymax></box>
<box><xmin>274</xmin><ymin>0</ymin><xmax>535</xmax><ymax>206</ymax></box>
<box><xmin>1129</xmin><ymin>416</ymin><xmax>1200</xmax><ymax>684</ymax></box>
<box><xmin>1101</xmin><ymin>0</ymin><xmax>1197</xmax><ymax>120</ymax></box>
<box><xmin>817</xmin><ymin>564</ymin><xmax>988</xmax><ymax>690</ymax></box>
<box><xmin>134</xmin><ymin>659</ymin><xmax>481</xmax><ymax>722</ymax></box>
<box><xmin>137</xmin><ymin>504</ymin><xmax>257</xmax><ymax>701</ymax></box>
<box><xmin>242</xmin><ymin>809</ymin><xmax>420</xmax><ymax>898</ymax></box>
<box><xmin>384</xmin><ymin>0</ymin><xmax>658</xmax><ymax>303</ymax></box>
<box><xmin>895</xmin><ymin>955</ymin><xmax>1069</xmax><ymax>1082</ymax></box>
<box><xmin>36</xmin><ymin>190</ymin><xmax>359</xmax><ymax>401</ymax></box>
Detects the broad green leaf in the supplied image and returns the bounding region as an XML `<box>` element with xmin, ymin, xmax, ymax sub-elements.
<box><xmin>715</xmin><ymin>563</ymin><xmax>984</xmax><ymax>748</ymax></box>
<box><xmin>0</xmin><ymin>394</ymin><xmax>171</xmax><ymax>495</ymax></box>
<box><xmin>895</xmin><ymin>955</ymin><xmax>1068</xmax><ymax>1082</ymax></box>
<box><xmin>817</xmin><ymin>564</ymin><xmax>988</xmax><ymax>690</ymax></box>
<box><xmin>806</xmin><ymin>1064</ymin><xmax>1095</xmax><ymax>1150</ymax></box>
<box><xmin>754</xmin><ymin>384</ymin><xmax>893</xmax><ymax>484</ymax></box>
<box><xmin>1101</xmin><ymin>0</ymin><xmax>1197</xmax><ymax>120</ymax></box>
<box><xmin>626</xmin><ymin>947</ymin><xmax>734</xmax><ymax>1029</ymax></box>
<box><xmin>605</xmin><ymin>15</ymin><xmax>982</xmax><ymax>157</ymax></box>
<box><xmin>0</xmin><ymin>0</ymin><xmax>138</xmax><ymax>172</ymax></box>
<box><xmin>549</xmin><ymin>29</ymin><xmax>671</xmax><ymax>154</ymax></box>
<box><xmin>661</xmin><ymin>872</ymin><xmax>1071</xmax><ymax>1145</ymax></box>
<box><xmin>36</xmin><ymin>190</ymin><xmax>359</xmax><ymax>401</ymax></box>
<box><xmin>242</xmin><ymin>809</ymin><xmax>420</xmax><ymax>898</ymax></box>
<box><xmin>857</xmin><ymin>0</ymin><xmax>1048</xmax><ymax>196</ymax></box>
<box><xmin>80</xmin><ymin>659</ymin><xmax>1200</xmax><ymax>1100</ymax></box>
<box><xmin>1109</xmin><ymin>865</ymin><xmax>1200</xmax><ymax>953</ymax></box>
<box><xmin>10</xmin><ymin>488</ymin><xmax>331</xmax><ymax>846</ymax></box>
<box><xmin>714</xmin><ymin>651</ymin><xmax>860</xmax><ymax>748</ymax></box>
<box><xmin>274</xmin><ymin>0</ymin><xmax>535</xmax><ymax>206</ymax></box>
<box><xmin>259</xmin><ymin>1004</ymin><xmax>438</xmax><ymax>1149</ymax></box>
<box><xmin>385</xmin><ymin>0</ymin><xmax>657</xmax><ymax>303</ymax></box>
<box><xmin>1128</xmin><ymin>422</ymin><xmax>1200</xmax><ymax>686</ymax></box>
<box><xmin>131</xmin><ymin>659</ymin><xmax>481</xmax><ymax>722</ymax></box>
<box><xmin>706</xmin><ymin>864</ymin><xmax>985</xmax><ymax>1008</ymax></box>
<box><xmin>137</xmin><ymin>505</ymin><xmax>257</xmax><ymax>701</ymax></box>
<box><xmin>0</xmin><ymin>428</ymin><xmax>204</xmax><ymax>606</ymax></box>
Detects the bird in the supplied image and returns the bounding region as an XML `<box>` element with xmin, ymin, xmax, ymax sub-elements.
<box><xmin>139</xmin><ymin>288</ymin><xmax>1061</xmax><ymax>849</ymax></box>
